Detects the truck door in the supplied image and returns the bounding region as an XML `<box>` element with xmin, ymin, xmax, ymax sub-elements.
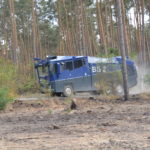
<box><xmin>37</xmin><ymin>64</ymin><xmax>49</xmax><ymax>88</ymax></box>
<box><xmin>72</xmin><ymin>58</ymin><xmax>91</xmax><ymax>91</ymax></box>
<box><xmin>90</xmin><ymin>63</ymin><xmax>98</xmax><ymax>90</ymax></box>
<box><xmin>82</xmin><ymin>59</ymin><xmax>92</xmax><ymax>91</ymax></box>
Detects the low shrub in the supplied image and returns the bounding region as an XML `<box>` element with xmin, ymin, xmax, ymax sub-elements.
<box><xmin>0</xmin><ymin>58</ymin><xmax>17</xmax><ymax>97</ymax></box>
<box><xmin>95</xmin><ymin>71</ymin><xmax>123</xmax><ymax>95</ymax></box>
<box><xmin>17</xmin><ymin>75</ymin><xmax>39</xmax><ymax>94</ymax></box>
<box><xmin>97</xmin><ymin>48</ymin><xmax>119</xmax><ymax>58</ymax></box>
<box><xmin>0</xmin><ymin>88</ymin><xmax>13</xmax><ymax>110</ymax></box>
<box><xmin>0</xmin><ymin>58</ymin><xmax>39</xmax><ymax>95</ymax></box>
<box><xmin>0</xmin><ymin>58</ymin><xmax>17</xmax><ymax>88</ymax></box>
<box><xmin>0</xmin><ymin>58</ymin><xmax>40</xmax><ymax>109</ymax></box>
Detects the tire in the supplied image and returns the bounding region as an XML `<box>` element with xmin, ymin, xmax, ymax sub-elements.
<box><xmin>55</xmin><ymin>93</ymin><xmax>62</xmax><ymax>97</ymax></box>
<box><xmin>63</xmin><ymin>85</ymin><xmax>73</xmax><ymax>97</ymax></box>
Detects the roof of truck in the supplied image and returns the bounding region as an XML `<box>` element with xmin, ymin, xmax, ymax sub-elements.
<box><xmin>34</xmin><ymin>56</ymin><xmax>134</xmax><ymax>66</ymax></box>
<box><xmin>50</xmin><ymin>56</ymin><xmax>119</xmax><ymax>64</ymax></box>
<box><xmin>50</xmin><ymin>56</ymin><xmax>84</xmax><ymax>62</ymax></box>
<box><xmin>88</xmin><ymin>57</ymin><xmax>119</xmax><ymax>63</ymax></box>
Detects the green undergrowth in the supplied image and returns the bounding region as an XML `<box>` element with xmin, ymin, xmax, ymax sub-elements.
<box><xmin>0</xmin><ymin>58</ymin><xmax>38</xmax><ymax>94</ymax></box>
<box><xmin>0</xmin><ymin>58</ymin><xmax>17</xmax><ymax>99</ymax></box>
<box><xmin>0</xmin><ymin>88</ymin><xmax>13</xmax><ymax>110</ymax></box>
<box><xmin>0</xmin><ymin>58</ymin><xmax>38</xmax><ymax>110</ymax></box>
<box><xmin>95</xmin><ymin>71</ymin><xmax>123</xmax><ymax>95</ymax></box>
<box><xmin>97</xmin><ymin>48</ymin><xmax>119</xmax><ymax>58</ymax></box>
<box><xmin>17</xmin><ymin>73</ymin><xmax>39</xmax><ymax>94</ymax></box>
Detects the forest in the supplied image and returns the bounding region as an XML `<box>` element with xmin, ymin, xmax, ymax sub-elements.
<box><xmin>0</xmin><ymin>0</ymin><xmax>150</xmax><ymax>103</ymax></box>
<box><xmin>0</xmin><ymin>1</ymin><xmax>150</xmax><ymax>149</ymax></box>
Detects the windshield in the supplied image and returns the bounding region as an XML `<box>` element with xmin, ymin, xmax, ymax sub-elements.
<box><xmin>38</xmin><ymin>65</ymin><xmax>49</xmax><ymax>77</ymax></box>
<box><xmin>50</xmin><ymin>63</ymin><xmax>57</xmax><ymax>74</ymax></box>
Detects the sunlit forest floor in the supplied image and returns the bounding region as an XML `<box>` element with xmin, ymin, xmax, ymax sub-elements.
<box><xmin>0</xmin><ymin>93</ymin><xmax>150</xmax><ymax>150</ymax></box>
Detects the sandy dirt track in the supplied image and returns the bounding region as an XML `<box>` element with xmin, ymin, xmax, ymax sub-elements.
<box><xmin>0</xmin><ymin>94</ymin><xmax>150</xmax><ymax>150</ymax></box>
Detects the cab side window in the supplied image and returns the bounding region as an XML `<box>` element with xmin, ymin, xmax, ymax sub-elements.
<box><xmin>106</xmin><ymin>64</ymin><xmax>120</xmax><ymax>72</ymax></box>
<box><xmin>65</xmin><ymin>61</ymin><xmax>73</xmax><ymax>71</ymax></box>
<box><xmin>50</xmin><ymin>64</ymin><xmax>57</xmax><ymax>74</ymax></box>
<box><xmin>60</xmin><ymin>61</ymin><xmax>73</xmax><ymax>71</ymax></box>
<box><xmin>74</xmin><ymin>59</ymin><xmax>85</xmax><ymax>69</ymax></box>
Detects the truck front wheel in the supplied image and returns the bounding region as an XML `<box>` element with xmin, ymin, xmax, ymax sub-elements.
<box><xmin>63</xmin><ymin>85</ymin><xmax>73</xmax><ymax>97</ymax></box>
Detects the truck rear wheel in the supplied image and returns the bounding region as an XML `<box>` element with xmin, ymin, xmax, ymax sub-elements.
<box><xmin>63</xmin><ymin>85</ymin><xmax>73</xmax><ymax>97</ymax></box>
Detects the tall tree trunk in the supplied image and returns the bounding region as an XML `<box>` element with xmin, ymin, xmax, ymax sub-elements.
<box><xmin>121</xmin><ymin>0</ymin><xmax>130</xmax><ymax>56</ymax></box>
<box><xmin>141</xmin><ymin>0</ymin><xmax>146</xmax><ymax>65</ymax></box>
<box><xmin>32</xmin><ymin>0</ymin><xmax>37</xmax><ymax>57</ymax></box>
<box><xmin>96</xmin><ymin>0</ymin><xmax>108</xmax><ymax>55</ymax></box>
<box><xmin>9</xmin><ymin>0</ymin><xmax>19</xmax><ymax>65</ymax></box>
<box><xmin>116</xmin><ymin>0</ymin><xmax>129</xmax><ymax>100</ymax></box>
<box><xmin>76</xmin><ymin>0</ymin><xmax>85</xmax><ymax>55</ymax></box>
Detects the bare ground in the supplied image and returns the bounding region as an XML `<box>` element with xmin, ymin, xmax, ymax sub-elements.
<box><xmin>0</xmin><ymin>94</ymin><xmax>150</xmax><ymax>150</ymax></box>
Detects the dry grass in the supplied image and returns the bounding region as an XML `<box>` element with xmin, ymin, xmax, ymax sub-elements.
<box><xmin>138</xmin><ymin>92</ymin><xmax>150</xmax><ymax>100</ymax></box>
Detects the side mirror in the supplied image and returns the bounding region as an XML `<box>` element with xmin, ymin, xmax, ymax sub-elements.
<box><xmin>57</xmin><ymin>63</ymin><xmax>61</xmax><ymax>74</ymax></box>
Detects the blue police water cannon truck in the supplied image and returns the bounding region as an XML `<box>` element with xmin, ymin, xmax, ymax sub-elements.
<box><xmin>34</xmin><ymin>56</ymin><xmax>137</xmax><ymax>97</ymax></box>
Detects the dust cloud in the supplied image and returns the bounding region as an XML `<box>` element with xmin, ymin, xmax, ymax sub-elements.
<box><xmin>130</xmin><ymin>63</ymin><xmax>150</xmax><ymax>94</ymax></box>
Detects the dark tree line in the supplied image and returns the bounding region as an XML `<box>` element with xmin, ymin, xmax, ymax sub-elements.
<box><xmin>0</xmin><ymin>0</ymin><xmax>150</xmax><ymax>69</ymax></box>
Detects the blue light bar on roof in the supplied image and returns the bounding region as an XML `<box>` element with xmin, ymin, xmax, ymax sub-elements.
<box><xmin>46</xmin><ymin>56</ymin><xmax>57</xmax><ymax>60</ymax></box>
<box><xmin>34</xmin><ymin>58</ymin><xmax>41</xmax><ymax>61</ymax></box>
